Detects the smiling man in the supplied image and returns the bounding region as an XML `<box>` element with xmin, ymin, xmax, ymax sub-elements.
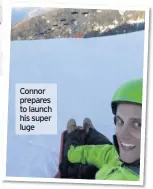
<box><xmin>62</xmin><ymin>78</ymin><xmax>142</xmax><ymax>181</ymax></box>
<box><xmin>115</xmin><ymin>103</ymin><xmax>141</xmax><ymax>163</ymax></box>
<box><xmin>111</xmin><ymin>78</ymin><xmax>142</xmax><ymax>166</ymax></box>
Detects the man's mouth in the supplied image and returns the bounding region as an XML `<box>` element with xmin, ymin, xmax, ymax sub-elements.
<box><xmin>120</xmin><ymin>142</ymin><xmax>136</xmax><ymax>150</ymax></box>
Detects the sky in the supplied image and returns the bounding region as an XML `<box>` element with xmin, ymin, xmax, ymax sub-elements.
<box><xmin>11</xmin><ymin>7</ymin><xmax>50</xmax><ymax>24</ymax></box>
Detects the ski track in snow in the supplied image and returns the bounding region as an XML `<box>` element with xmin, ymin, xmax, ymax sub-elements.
<box><xmin>6</xmin><ymin>31</ymin><xmax>144</xmax><ymax>178</ymax></box>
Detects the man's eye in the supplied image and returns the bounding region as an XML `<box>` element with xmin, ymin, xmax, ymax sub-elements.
<box><xmin>115</xmin><ymin>117</ymin><xmax>123</xmax><ymax>126</ymax></box>
<box><xmin>133</xmin><ymin>121</ymin><xmax>141</xmax><ymax>128</ymax></box>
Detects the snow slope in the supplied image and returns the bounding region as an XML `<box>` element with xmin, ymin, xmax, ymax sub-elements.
<box><xmin>6</xmin><ymin>31</ymin><xmax>144</xmax><ymax>178</ymax></box>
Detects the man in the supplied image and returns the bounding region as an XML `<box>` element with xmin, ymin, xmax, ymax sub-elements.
<box><xmin>60</xmin><ymin>78</ymin><xmax>142</xmax><ymax>180</ymax></box>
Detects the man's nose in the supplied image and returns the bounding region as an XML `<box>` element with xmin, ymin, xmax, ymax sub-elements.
<box><xmin>119</xmin><ymin>123</ymin><xmax>131</xmax><ymax>139</ymax></box>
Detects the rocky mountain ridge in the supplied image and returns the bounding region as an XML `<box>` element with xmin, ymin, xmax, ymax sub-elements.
<box><xmin>11</xmin><ymin>9</ymin><xmax>145</xmax><ymax>40</ymax></box>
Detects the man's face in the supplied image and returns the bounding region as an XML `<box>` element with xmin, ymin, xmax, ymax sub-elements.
<box><xmin>115</xmin><ymin>103</ymin><xmax>142</xmax><ymax>163</ymax></box>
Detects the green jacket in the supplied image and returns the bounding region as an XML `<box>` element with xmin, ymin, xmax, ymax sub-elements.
<box><xmin>68</xmin><ymin>144</ymin><xmax>139</xmax><ymax>181</ymax></box>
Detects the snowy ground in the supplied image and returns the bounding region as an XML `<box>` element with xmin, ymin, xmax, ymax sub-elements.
<box><xmin>6</xmin><ymin>31</ymin><xmax>144</xmax><ymax>178</ymax></box>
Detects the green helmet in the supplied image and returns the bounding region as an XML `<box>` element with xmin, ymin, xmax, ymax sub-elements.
<box><xmin>111</xmin><ymin>78</ymin><xmax>143</xmax><ymax>114</ymax></box>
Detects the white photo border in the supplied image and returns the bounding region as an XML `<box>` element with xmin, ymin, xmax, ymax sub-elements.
<box><xmin>1</xmin><ymin>1</ymin><xmax>150</xmax><ymax>186</ymax></box>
